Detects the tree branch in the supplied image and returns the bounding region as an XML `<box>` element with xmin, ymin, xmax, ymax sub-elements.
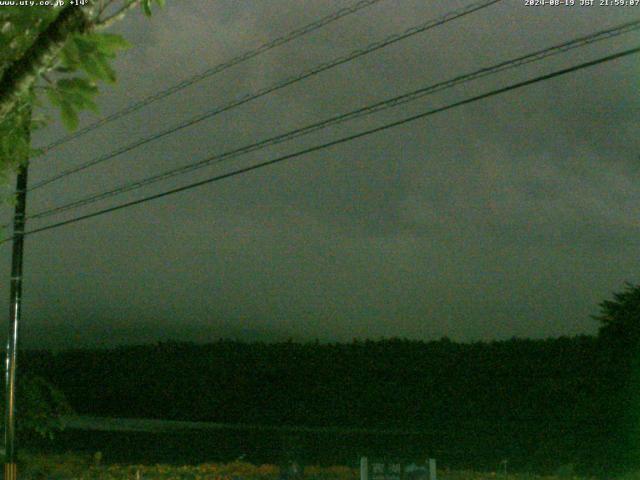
<box><xmin>0</xmin><ymin>5</ymin><xmax>92</xmax><ymax>124</ymax></box>
<box><xmin>95</xmin><ymin>0</ymin><xmax>118</xmax><ymax>20</ymax></box>
<box><xmin>95</xmin><ymin>0</ymin><xmax>140</xmax><ymax>30</ymax></box>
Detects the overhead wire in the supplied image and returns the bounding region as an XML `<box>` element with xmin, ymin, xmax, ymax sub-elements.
<box><xmin>5</xmin><ymin>44</ymin><xmax>638</xmax><ymax>243</ymax></box>
<box><xmin>23</xmin><ymin>18</ymin><xmax>640</xmax><ymax>223</ymax></box>
<box><xmin>29</xmin><ymin>0</ymin><xmax>502</xmax><ymax>191</ymax></box>
<box><xmin>37</xmin><ymin>0</ymin><xmax>387</xmax><ymax>154</ymax></box>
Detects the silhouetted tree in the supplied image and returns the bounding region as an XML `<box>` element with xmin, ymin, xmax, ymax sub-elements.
<box><xmin>594</xmin><ymin>282</ymin><xmax>640</xmax><ymax>348</ymax></box>
<box><xmin>592</xmin><ymin>282</ymin><xmax>640</xmax><ymax>471</ymax></box>
<box><xmin>0</xmin><ymin>375</ymin><xmax>72</xmax><ymax>441</ymax></box>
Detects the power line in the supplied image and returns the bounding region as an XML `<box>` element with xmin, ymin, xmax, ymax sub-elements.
<box><xmin>6</xmin><ymin>44</ymin><xmax>638</xmax><ymax>243</ymax></box>
<box><xmin>37</xmin><ymin>0</ymin><xmax>387</xmax><ymax>154</ymax></box>
<box><xmin>30</xmin><ymin>0</ymin><xmax>502</xmax><ymax>191</ymax></box>
<box><xmin>25</xmin><ymin>18</ymin><xmax>640</xmax><ymax>223</ymax></box>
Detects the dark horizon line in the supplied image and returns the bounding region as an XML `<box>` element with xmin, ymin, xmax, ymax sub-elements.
<box><xmin>12</xmin><ymin>332</ymin><xmax>599</xmax><ymax>353</ymax></box>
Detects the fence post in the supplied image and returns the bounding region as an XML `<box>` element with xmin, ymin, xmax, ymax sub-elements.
<box><xmin>361</xmin><ymin>457</ymin><xmax>368</xmax><ymax>480</ymax></box>
<box><xmin>428</xmin><ymin>459</ymin><xmax>436</xmax><ymax>480</ymax></box>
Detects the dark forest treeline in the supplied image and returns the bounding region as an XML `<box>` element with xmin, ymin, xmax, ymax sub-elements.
<box><xmin>17</xmin><ymin>334</ymin><xmax>634</xmax><ymax>473</ymax></box>
<box><xmin>22</xmin><ymin>336</ymin><xmax>601</xmax><ymax>425</ymax></box>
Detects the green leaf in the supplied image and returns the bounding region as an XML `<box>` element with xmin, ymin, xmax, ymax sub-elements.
<box><xmin>57</xmin><ymin>77</ymin><xmax>98</xmax><ymax>95</ymax></box>
<box><xmin>88</xmin><ymin>33</ymin><xmax>131</xmax><ymax>56</ymax></box>
<box><xmin>56</xmin><ymin>78</ymin><xmax>100</xmax><ymax>112</ymax></box>
<box><xmin>46</xmin><ymin>78</ymin><xmax>100</xmax><ymax>130</ymax></box>
<box><xmin>45</xmin><ymin>87</ymin><xmax>62</xmax><ymax>107</ymax></box>
<box><xmin>78</xmin><ymin>56</ymin><xmax>101</xmax><ymax>80</ymax></box>
<box><xmin>61</xmin><ymin>89</ymin><xmax>99</xmax><ymax>112</ymax></box>
<box><xmin>73</xmin><ymin>35</ymin><xmax>99</xmax><ymax>55</ymax></box>
<box><xmin>80</xmin><ymin>54</ymin><xmax>115</xmax><ymax>83</ymax></box>
<box><xmin>142</xmin><ymin>0</ymin><xmax>152</xmax><ymax>16</ymax></box>
<box><xmin>60</xmin><ymin>38</ymin><xmax>82</xmax><ymax>70</ymax></box>
<box><xmin>94</xmin><ymin>54</ymin><xmax>117</xmax><ymax>83</ymax></box>
<box><xmin>0</xmin><ymin>132</ymin><xmax>12</xmax><ymax>159</ymax></box>
<box><xmin>12</xmin><ymin>131</ymin><xmax>29</xmax><ymax>163</ymax></box>
<box><xmin>59</xmin><ymin>101</ymin><xmax>79</xmax><ymax>131</ymax></box>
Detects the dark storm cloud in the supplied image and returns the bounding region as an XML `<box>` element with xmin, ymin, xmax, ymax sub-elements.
<box><xmin>1</xmin><ymin>0</ymin><xmax>639</xmax><ymax>348</ymax></box>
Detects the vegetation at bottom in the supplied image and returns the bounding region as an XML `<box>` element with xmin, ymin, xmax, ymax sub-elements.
<box><xmin>15</xmin><ymin>453</ymin><xmax>603</xmax><ymax>480</ymax></box>
<box><xmin>10</xmin><ymin>282</ymin><xmax>640</xmax><ymax>476</ymax></box>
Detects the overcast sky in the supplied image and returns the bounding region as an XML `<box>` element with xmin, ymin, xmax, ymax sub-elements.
<box><xmin>1</xmin><ymin>0</ymin><xmax>639</xmax><ymax>349</ymax></box>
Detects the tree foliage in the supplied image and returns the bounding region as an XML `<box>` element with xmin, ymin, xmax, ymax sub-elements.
<box><xmin>25</xmin><ymin>336</ymin><xmax>611</xmax><ymax>473</ymax></box>
<box><xmin>0</xmin><ymin>374</ymin><xmax>72</xmax><ymax>441</ymax></box>
<box><xmin>591</xmin><ymin>282</ymin><xmax>640</xmax><ymax>467</ymax></box>
<box><xmin>593</xmin><ymin>282</ymin><xmax>640</xmax><ymax>347</ymax></box>
<box><xmin>0</xmin><ymin>0</ymin><xmax>164</xmax><ymax>184</ymax></box>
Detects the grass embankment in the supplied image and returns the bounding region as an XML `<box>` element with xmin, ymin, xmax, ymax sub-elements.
<box><xmin>17</xmin><ymin>454</ymin><xmax>598</xmax><ymax>480</ymax></box>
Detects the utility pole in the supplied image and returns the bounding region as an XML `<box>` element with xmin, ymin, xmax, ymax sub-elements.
<box><xmin>4</xmin><ymin>109</ymin><xmax>30</xmax><ymax>480</ymax></box>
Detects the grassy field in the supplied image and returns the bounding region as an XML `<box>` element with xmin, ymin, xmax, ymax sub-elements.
<box><xmin>14</xmin><ymin>454</ymin><xmax>602</xmax><ymax>480</ymax></box>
